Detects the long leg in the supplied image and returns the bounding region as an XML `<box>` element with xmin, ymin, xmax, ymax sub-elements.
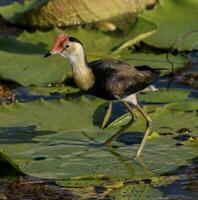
<box><xmin>103</xmin><ymin>101</ymin><xmax>136</xmax><ymax>146</ymax></box>
<box><xmin>103</xmin><ymin>94</ymin><xmax>153</xmax><ymax>159</ymax></box>
<box><xmin>101</xmin><ymin>101</ymin><xmax>112</xmax><ymax>129</ymax></box>
<box><xmin>102</xmin><ymin>100</ymin><xmax>137</xmax><ymax>129</ymax></box>
<box><xmin>133</xmin><ymin>104</ymin><xmax>152</xmax><ymax>159</ymax></box>
<box><xmin>121</xmin><ymin>94</ymin><xmax>153</xmax><ymax>158</ymax></box>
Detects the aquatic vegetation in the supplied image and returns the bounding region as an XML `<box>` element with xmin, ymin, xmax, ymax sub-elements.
<box><xmin>0</xmin><ymin>0</ymin><xmax>197</xmax><ymax>199</ymax></box>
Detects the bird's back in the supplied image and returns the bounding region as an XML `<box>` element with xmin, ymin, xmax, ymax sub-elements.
<box><xmin>88</xmin><ymin>59</ymin><xmax>159</xmax><ymax>100</ymax></box>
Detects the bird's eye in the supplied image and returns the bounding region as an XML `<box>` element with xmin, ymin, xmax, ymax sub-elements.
<box><xmin>64</xmin><ymin>44</ymin><xmax>70</xmax><ymax>49</ymax></box>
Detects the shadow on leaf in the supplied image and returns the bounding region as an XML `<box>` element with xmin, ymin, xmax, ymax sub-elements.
<box><xmin>0</xmin><ymin>125</ymin><xmax>56</xmax><ymax>144</ymax></box>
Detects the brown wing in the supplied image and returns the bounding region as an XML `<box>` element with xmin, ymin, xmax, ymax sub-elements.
<box><xmin>89</xmin><ymin>59</ymin><xmax>159</xmax><ymax>99</ymax></box>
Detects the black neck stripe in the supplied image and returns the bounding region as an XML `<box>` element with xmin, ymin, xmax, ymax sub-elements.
<box><xmin>69</xmin><ymin>36</ymin><xmax>83</xmax><ymax>45</ymax></box>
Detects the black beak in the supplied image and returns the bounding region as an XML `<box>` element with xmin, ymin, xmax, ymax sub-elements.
<box><xmin>43</xmin><ymin>52</ymin><xmax>52</xmax><ymax>58</ymax></box>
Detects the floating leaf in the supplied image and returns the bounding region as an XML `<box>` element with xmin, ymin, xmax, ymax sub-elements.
<box><xmin>112</xmin><ymin>17</ymin><xmax>156</xmax><ymax>54</ymax></box>
<box><xmin>0</xmin><ymin>0</ymin><xmax>47</xmax><ymax>23</ymax></box>
<box><xmin>166</xmin><ymin>100</ymin><xmax>198</xmax><ymax>112</ymax></box>
<box><xmin>0</xmin><ymin>18</ymin><xmax>158</xmax><ymax>86</ymax></box>
<box><xmin>138</xmin><ymin>89</ymin><xmax>191</xmax><ymax>103</ymax></box>
<box><xmin>0</xmin><ymin>93</ymin><xmax>197</xmax><ymax>181</ymax></box>
<box><xmin>141</xmin><ymin>0</ymin><xmax>198</xmax><ymax>50</ymax></box>
<box><xmin>119</xmin><ymin>50</ymin><xmax>187</xmax><ymax>75</ymax></box>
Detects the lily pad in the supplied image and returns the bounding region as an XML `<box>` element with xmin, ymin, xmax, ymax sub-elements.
<box><xmin>18</xmin><ymin>18</ymin><xmax>156</xmax><ymax>59</ymax></box>
<box><xmin>0</xmin><ymin>94</ymin><xmax>197</xmax><ymax>182</ymax></box>
<box><xmin>141</xmin><ymin>0</ymin><xmax>198</xmax><ymax>50</ymax></box>
<box><xmin>0</xmin><ymin>19</ymin><xmax>158</xmax><ymax>86</ymax></box>
<box><xmin>0</xmin><ymin>98</ymin><xmax>144</xmax><ymax>179</ymax></box>
<box><xmin>138</xmin><ymin>89</ymin><xmax>191</xmax><ymax>103</ymax></box>
<box><xmin>0</xmin><ymin>50</ymin><xmax>68</xmax><ymax>86</ymax></box>
<box><xmin>119</xmin><ymin>50</ymin><xmax>187</xmax><ymax>75</ymax></box>
<box><xmin>111</xmin><ymin>17</ymin><xmax>157</xmax><ymax>54</ymax></box>
<box><xmin>0</xmin><ymin>0</ymin><xmax>47</xmax><ymax>23</ymax></box>
<box><xmin>166</xmin><ymin>100</ymin><xmax>198</xmax><ymax>112</ymax></box>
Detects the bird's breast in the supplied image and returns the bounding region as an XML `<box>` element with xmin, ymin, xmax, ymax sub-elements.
<box><xmin>72</xmin><ymin>65</ymin><xmax>95</xmax><ymax>91</ymax></box>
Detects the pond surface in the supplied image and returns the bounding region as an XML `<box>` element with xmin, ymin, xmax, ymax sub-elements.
<box><xmin>0</xmin><ymin>3</ymin><xmax>197</xmax><ymax>198</ymax></box>
<box><xmin>0</xmin><ymin>61</ymin><xmax>197</xmax><ymax>199</ymax></box>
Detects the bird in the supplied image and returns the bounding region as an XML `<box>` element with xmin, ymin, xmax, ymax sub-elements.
<box><xmin>44</xmin><ymin>33</ymin><xmax>160</xmax><ymax>159</ymax></box>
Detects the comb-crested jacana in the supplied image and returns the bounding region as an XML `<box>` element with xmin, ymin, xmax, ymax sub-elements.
<box><xmin>44</xmin><ymin>34</ymin><xmax>160</xmax><ymax>158</ymax></box>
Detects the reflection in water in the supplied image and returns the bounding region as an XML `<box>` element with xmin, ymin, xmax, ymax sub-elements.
<box><xmin>0</xmin><ymin>176</ymin><xmax>76</xmax><ymax>200</ymax></box>
<box><xmin>158</xmin><ymin>157</ymin><xmax>198</xmax><ymax>199</ymax></box>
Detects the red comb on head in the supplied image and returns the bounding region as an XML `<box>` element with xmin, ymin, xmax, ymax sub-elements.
<box><xmin>51</xmin><ymin>33</ymin><xmax>69</xmax><ymax>52</ymax></box>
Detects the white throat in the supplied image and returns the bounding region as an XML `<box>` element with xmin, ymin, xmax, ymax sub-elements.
<box><xmin>62</xmin><ymin>43</ymin><xmax>95</xmax><ymax>91</ymax></box>
<box><xmin>71</xmin><ymin>56</ymin><xmax>95</xmax><ymax>91</ymax></box>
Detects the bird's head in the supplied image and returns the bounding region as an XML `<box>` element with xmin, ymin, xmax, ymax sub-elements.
<box><xmin>44</xmin><ymin>34</ymin><xmax>85</xmax><ymax>64</ymax></box>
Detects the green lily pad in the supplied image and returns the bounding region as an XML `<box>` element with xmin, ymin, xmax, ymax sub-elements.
<box><xmin>111</xmin><ymin>17</ymin><xmax>156</xmax><ymax>54</ymax></box>
<box><xmin>138</xmin><ymin>89</ymin><xmax>191</xmax><ymax>103</ymax></box>
<box><xmin>0</xmin><ymin>93</ymin><xmax>197</xmax><ymax>182</ymax></box>
<box><xmin>0</xmin><ymin>51</ymin><xmax>69</xmax><ymax>86</ymax></box>
<box><xmin>0</xmin><ymin>0</ymin><xmax>47</xmax><ymax>23</ymax></box>
<box><xmin>119</xmin><ymin>50</ymin><xmax>187</xmax><ymax>75</ymax></box>
<box><xmin>0</xmin><ymin>19</ymin><xmax>158</xmax><ymax>86</ymax></box>
<box><xmin>109</xmin><ymin>102</ymin><xmax>198</xmax><ymax>137</ymax></box>
<box><xmin>0</xmin><ymin>98</ymin><xmax>144</xmax><ymax>179</ymax></box>
<box><xmin>141</xmin><ymin>0</ymin><xmax>198</xmax><ymax>50</ymax></box>
<box><xmin>150</xmin><ymin>106</ymin><xmax>198</xmax><ymax>135</ymax></box>
<box><xmin>0</xmin><ymin>28</ymin><xmax>69</xmax><ymax>86</ymax></box>
<box><xmin>166</xmin><ymin>100</ymin><xmax>198</xmax><ymax>111</ymax></box>
<box><xmin>0</xmin><ymin>18</ymin><xmax>187</xmax><ymax>86</ymax></box>
<box><xmin>18</xmin><ymin>18</ymin><xmax>156</xmax><ymax>60</ymax></box>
